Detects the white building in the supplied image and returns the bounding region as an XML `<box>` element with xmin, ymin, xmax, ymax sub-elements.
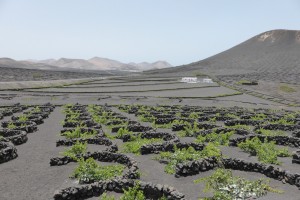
<box><xmin>181</xmin><ymin>77</ymin><xmax>198</xmax><ymax>83</ymax></box>
<box><xmin>203</xmin><ymin>78</ymin><xmax>213</xmax><ymax>83</ymax></box>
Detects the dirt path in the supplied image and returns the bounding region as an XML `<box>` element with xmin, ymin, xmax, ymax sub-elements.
<box><xmin>0</xmin><ymin>106</ymin><xmax>77</xmax><ymax>200</ymax></box>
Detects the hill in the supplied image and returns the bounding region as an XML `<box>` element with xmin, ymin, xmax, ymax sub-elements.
<box><xmin>147</xmin><ymin>29</ymin><xmax>300</xmax><ymax>82</ymax></box>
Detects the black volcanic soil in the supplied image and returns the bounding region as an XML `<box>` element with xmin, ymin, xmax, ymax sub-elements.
<box><xmin>0</xmin><ymin>67</ymin><xmax>109</xmax><ymax>82</ymax></box>
<box><xmin>0</xmin><ymin>102</ymin><xmax>299</xmax><ymax>200</ymax></box>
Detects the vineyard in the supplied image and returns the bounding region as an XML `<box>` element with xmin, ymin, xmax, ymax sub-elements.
<box><xmin>1</xmin><ymin>101</ymin><xmax>299</xmax><ymax>199</ymax></box>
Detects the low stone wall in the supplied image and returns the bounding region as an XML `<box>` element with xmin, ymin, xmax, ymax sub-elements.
<box><xmin>141</xmin><ymin>141</ymin><xmax>205</xmax><ymax>155</ymax></box>
<box><xmin>175</xmin><ymin>157</ymin><xmax>219</xmax><ymax>177</ymax></box>
<box><xmin>292</xmin><ymin>150</ymin><xmax>300</xmax><ymax>164</ymax></box>
<box><xmin>112</xmin><ymin>124</ymin><xmax>153</xmax><ymax>133</ymax></box>
<box><xmin>53</xmin><ymin>178</ymin><xmax>185</xmax><ymax>200</ymax></box>
<box><xmin>63</xmin><ymin>120</ymin><xmax>101</xmax><ymax>129</ymax></box>
<box><xmin>155</xmin><ymin>118</ymin><xmax>176</xmax><ymax>125</ymax></box>
<box><xmin>56</xmin><ymin>136</ymin><xmax>113</xmax><ymax>147</ymax></box>
<box><xmin>0</xmin><ymin>140</ymin><xmax>18</xmax><ymax>164</ymax></box>
<box><xmin>2</xmin><ymin>121</ymin><xmax>38</xmax><ymax>133</ymax></box>
<box><xmin>222</xmin><ymin>158</ymin><xmax>300</xmax><ymax>188</ymax></box>
<box><xmin>50</xmin><ymin>151</ymin><xmax>139</xmax><ymax>182</ymax></box>
<box><xmin>255</xmin><ymin>124</ymin><xmax>300</xmax><ymax>131</ymax></box>
<box><xmin>225</xmin><ymin>119</ymin><xmax>263</xmax><ymax>126</ymax></box>
<box><xmin>174</xmin><ymin>157</ymin><xmax>300</xmax><ymax>189</ymax></box>
<box><xmin>60</xmin><ymin>128</ymin><xmax>104</xmax><ymax>137</ymax></box>
<box><xmin>229</xmin><ymin>134</ymin><xmax>300</xmax><ymax>148</ymax></box>
<box><xmin>293</xmin><ymin>130</ymin><xmax>300</xmax><ymax>138</ymax></box>
<box><xmin>0</xmin><ymin>77</ymin><xmax>100</xmax><ymax>90</ymax></box>
<box><xmin>121</xmin><ymin>131</ymin><xmax>178</xmax><ymax>142</ymax></box>
<box><xmin>172</xmin><ymin>123</ymin><xmax>219</xmax><ymax>132</ymax></box>
<box><xmin>6</xmin><ymin>131</ymin><xmax>28</xmax><ymax>145</ymax></box>
<box><xmin>12</xmin><ymin>115</ymin><xmax>44</xmax><ymax>125</ymax></box>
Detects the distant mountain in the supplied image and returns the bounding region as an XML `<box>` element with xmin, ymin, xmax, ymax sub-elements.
<box><xmin>33</xmin><ymin>57</ymin><xmax>173</xmax><ymax>71</ymax></box>
<box><xmin>147</xmin><ymin>29</ymin><xmax>300</xmax><ymax>77</ymax></box>
<box><xmin>88</xmin><ymin>57</ymin><xmax>124</xmax><ymax>70</ymax></box>
<box><xmin>129</xmin><ymin>61</ymin><xmax>172</xmax><ymax>70</ymax></box>
<box><xmin>0</xmin><ymin>57</ymin><xmax>61</xmax><ymax>70</ymax></box>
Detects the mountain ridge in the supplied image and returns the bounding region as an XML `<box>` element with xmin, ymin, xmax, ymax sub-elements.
<box><xmin>0</xmin><ymin>57</ymin><xmax>172</xmax><ymax>72</ymax></box>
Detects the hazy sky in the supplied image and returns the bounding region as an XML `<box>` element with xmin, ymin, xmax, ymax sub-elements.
<box><xmin>0</xmin><ymin>0</ymin><xmax>299</xmax><ymax>66</ymax></box>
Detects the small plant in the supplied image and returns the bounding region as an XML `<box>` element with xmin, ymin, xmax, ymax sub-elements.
<box><xmin>122</xmin><ymin>136</ymin><xmax>162</xmax><ymax>154</ymax></box>
<box><xmin>138</xmin><ymin>113</ymin><xmax>155</xmax><ymax>123</ymax></box>
<box><xmin>18</xmin><ymin>114</ymin><xmax>28</xmax><ymax>122</ymax></box>
<box><xmin>31</xmin><ymin>106</ymin><xmax>41</xmax><ymax>113</ymax></box>
<box><xmin>100</xmin><ymin>183</ymin><xmax>167</xmax><ymax>200</ymax></box>
<box><xmin>100</xmin><ymin>193</ymin><xmax>116</xmax><ymax>200</ymax></box>
<box><xmin>238</xmin><ymin>137</ymin><xmax>290</xmax><ymax>164</ymax></box>
<box><xmin>195</xmin><ymin>131</ymin><xmax>234</xmax><ymax>146</ymax></box>
<box><xmin>156</xmin><ymin>143</ymin><xmax>221</xmax><ymax>174</ymax></box>
<box><xmin>72</xmin><ymin>158</ymin><xmax>125</xmax><ymax>183</ymax></box>
<box><xmin>120</xmin><ymin>183</ymin><xmax>145</xmax><ymax>200</ymax></box>
<box><xmin>62</xmin><ymin>141</ymin><xmax>87</xmax><ymax>160</ymax></box>
<box><xmin>208</xmin><ymin>117</ymin><xmax>217</xmax><ymax>123</ymax></box>
<box><xmin>194</xmin><ymin>168</ymin><xmax>282</xmax><ymax>200</ymax></box>
<box><xmin>116</xmin><ymin>127</ymin><xmax>134</xmax><ymax>138</ymax></box>
<box><xmin>177</xmin><ymin>121</ymin><xmax>201</xmax><ymax>137</ymax></box>
<box><xmin>251</xmin><ymin>113</ymin><xmax>267</xmax><ymax>121</ymax></box>
<box><xmin>224</xmin><ymin>113</ymin><xmax>239</xmax><ymax>119</ymax></box>
<box><xmin>7</xmin><ymin>122</ymin><xmax>17</xmax><ymax>129</ymax></box>
<box><xmin>62</xmin><ymin>126</ymin><xmax>97</xmax><ymax>139</ymax></box>
<box><xmin>189</xmin><ymin>112</ymin><xmax>199</xmax><ymax>119</ymax></box>
<box><xmin>269</xmin><ymin>118</ymin><xmax>295</xmax><ymax>125</ymax></box>
<box><xmin>255</xmin><ymin>128</ymin><xmax>286</xmax><ymax>136</ymax></box>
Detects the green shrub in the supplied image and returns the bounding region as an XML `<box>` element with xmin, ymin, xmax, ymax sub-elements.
<box><xmin>18</xmin><ymin>114</ymin><xmax>28</xmax><ymax>122</ymax></box>
<box><xmin>62</xmin><ymin>141</ymin><xmax>87</xmax><ymax>160</ymax></box>
<box><xmin>224</xmin><ymin>113</ymin><xmax>239</xmax><ymax>119</ymax></box>
<box><xmin>116</xmin><ymin>127</ymin><xmax>134</xmax><ymax>138</ymax></box>
<box><xmin>72</xmin><ymin>158</ymin><xmax>125</xmax><ymax>183</ymax></box>
<box><xmin>238</xmin><ymin>137</ymin><xmax>290</xmax><ymax>164</ymax></box>
<box><xmin>122</xmin><ymin>136</ymin><xmax>162</xmax><ymax>155</ymax></box>
<box><xmin>120</xmin><ymin>183</ymin><xmax>145</xmax><ymax>200</ymax></box>
<box><xmin>194</xmin><ymin>168</ymin><xmax>281</xmax><ymax>200</ymax></box>
<box><xmin>28</xmin><ymin>106</ymin><xmax>41</xmax><ymax>114</ymax></box>
<box><xmin>255</xmin><ymin>128</ymin><xmax>286</xmax><ymax>136</ymax></box>
<box><xmin>189</xmin><ymin>112</ymin><xmax>199</xmax><ymax>119</ymax></box>
<box><xmin>138</xmin><ymin>113</ymin><xmax>155</xmax><ymax>123</ymax></box>
<box><xmin>177</xmin><ymin>121</ymin><xmax>201</xmax><ymax>137</ymax></box>
<box><xmin>100</xmin><ymin>193</ymin><xmax>116</xmax><ymax>200</ymax></box>
<box><xmin>270</xmin><ymin>118</ymin><xmax>295</xmax><ymax>125</ymax></box>
<box><xmin>7</xmin><ymin>122</ymin><xmax>16</xmax><ymax>129</ymax></box>
<box><xmin>100</xmin><ymin>183</ymin><xmax>167</xmax><ymax>200</ymax></box>
<box><xmin>156</xmin><ymin>143</ymin><xmax>221</xmax><ymax>174</ymax></box>
<box><xmin>195</xmin><ymin>131</ymin><xmax>234</xmax><ymax>146</ymax></box>
<box><xmin>62</xmin><ymin>126</ymin><xmax>97</xmax><ymax>139</ymax></box>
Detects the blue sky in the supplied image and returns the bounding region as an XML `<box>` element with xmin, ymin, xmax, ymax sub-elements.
<box><xmin>0</xmin><ymin>0</ymin><xmax>299</xmax><ymax>66</ymax></box>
